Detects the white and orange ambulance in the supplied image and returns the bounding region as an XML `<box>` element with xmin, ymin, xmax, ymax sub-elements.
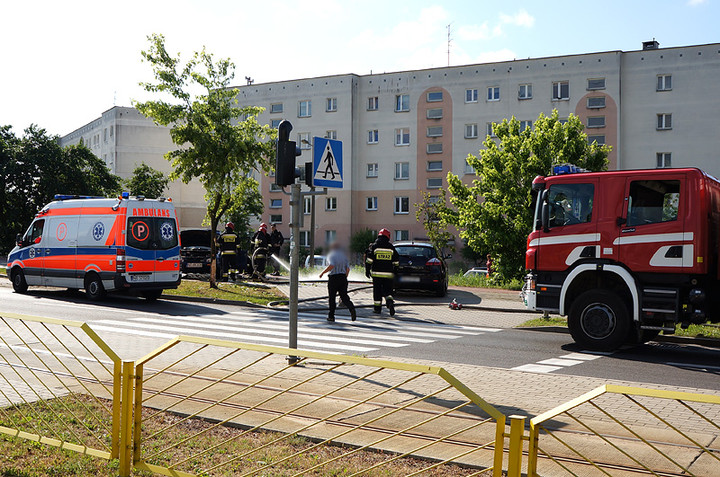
<box><xmin>6</xmin><ymin>193</ymin><xmax>181</xmax><ymax>300</ymax></box>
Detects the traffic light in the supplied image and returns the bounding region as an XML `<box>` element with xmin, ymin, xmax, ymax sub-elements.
<box><xmin>275</xmin><ymin>120</ymin><xmax>302</xmax><ymax>186</ymax></box>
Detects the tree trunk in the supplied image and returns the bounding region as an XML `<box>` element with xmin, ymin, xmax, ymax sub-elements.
<box><xmin>209</xmin><ymin>216</ymin><xmax>218</xmax><ymax>289</ymax></box>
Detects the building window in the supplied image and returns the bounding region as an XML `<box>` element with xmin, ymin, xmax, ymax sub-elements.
<box><xmin>109</xmin><ymin>126</ymin><xmax>114</xmax><ymax>137</ymax></box>
<box><xmin>427</xmin><ymin>178</ymin><xmax>443</xmax><ymax>189</ymax></box>
<box><xmin>587</xmin><ymin>78</ymin><xmax>606</xmax><ymax>90</ymax></box>
<box><xmin>394</xmin><ymin>197</ymin><xmax>410</xmax><ymax>214</ymax></box>
<box><xmin>395</xmin><ymin>94</ymin><xmax>410</xmax><ymax>112</ymax></box>
<box><xmin>552</xmin><ymin>81</ymin><xmax>570</xmax><ymax>100</ymax></box>
<box><xmin>657</xmin><ymin>113</ymin><xmax>672</xmax><ymax>130</ymax></box>
<box><xmin>394</xmin><ymin>162</ymin><xmax>410</xmax><ymax>180</ymax></box>
<box><xmin>559</xmin><ymin>118</ymin><xmax>568</xmax><ymax>125</ymax></box>
<box><xmin>368</xmin><ymin>96</ymin><xmax>379</xmax><ymax>111</ymax></box>
<box><xmin>519</xmin><ymin>120</ymin><xmax>533</xmax><ymax>131</ymax></box>
<box><xmin>395</xmin><ymin>230</ymin><xmax>409</xmax><ymax>241</ymax></box>
<box><xmin>518</xmin><ymin>84</ymin><xmax>532</xmax><ymax>99</ymax></box>
<box><xmin>326</xmin><ymin>97</ymin><xmax>337</xmax><ymax>112</ymax></box>
<box><xmin>587</xmin><ymin>97</ymin><xmax>606</xmax><ymax>109</ymax></box>
<box><xmin>587</xmin><ymin>116</ymin><xmax>606</xmax><ymax>128</ymax></box>
<box><xmin>426</xmin><ymin>143</ymin><xmax>443</xmax><ymax>154</ymax></box>
<box><xmin>271</xmin><ymin>119</ymin><xmax>282</xmax><ymax>128</ymax></box>
<box><xmin>298</xmin><ymin>132</ymin><xmax>311</xmax><ymax>149</ymax></box>
<box><xmin>303</xmin><ymin>197</ymin><xmax>311</xmax><ymax>215</ymax></box>
<box><xmin>465</xmin><ymin>159</ymin><xmax>476</xmax><ymax>175</ymax></box>
<box><xmin>487</xmin><ymin>86</ymin><xmax>500</xmax><ymax>101</ymax></box>
<box><xmin>587</xmin><ymin>135</ymin><xmax>605</xmax><ymax>145</ymax></box>
<box><xmin>299</xmin><ymin>230</ymin><xmax>310</xmax><ymax>247</ymax></box>
<box><xmin>325</xmin><ymin>197</ymin><xmax>337</xmax><ymax>211</ymax></box>
<box><xmin>395</xmin><ymin>128</ymin><xmax>410</xmax><ymax>146</ymax></box>
<box><xmin>427</xmin><ymin>91</ymin><xmax>443</xmax><ymax>102</ymax></box>
<box><xmin>367</xmin><ymin>130</ymin><xmax>379</xmax><ymax>144</ymax></box>
<box><xmin>270</xmin><ymin>214</ymin><xmax>282</xmax><ymax>224</ymax></box>
<box><xmin>366</xmin><ymin>196</ymin><xmax>378</xmax><ymax>211</ymax></box>
<box><xmin>103</xmin><ymin>128</ymin><xmax>108</xmax><ymax>142</ymax></box>
<box><xmin>426</xmin><ymin>108</ymin><xmax>443</xmax><ymax>119</ymax></box>
<box><xmin>465</xmin><ymin>88</ymin><xmax>478</xmax><ymax>103</ymax></box>
<box><xmin>464</xmin><ymin>124</ymin><xmax>478</xmax><ymax>139</ymax></box>
<box><xmin>427</xmin><ymin>126</ymin><xmax>443</xmax><ymax>137</ymax></box>
<box><xmin>486</xmin><ymin>123</ymin><xmax>496</xmax><ymax>137</ymax></box>
<box><xmin>270</xmin><ymin>199</ymin><xmax>282</xmax><ymax>209</ymax></box>
<box><xmin>270</xmin><ymin>183</ymin><xmax>282</xmax><ymax>192</ymax></box>
<box><xmin>298</xmin><ymin>100</ymin><xmax>311</xmax><ymax>117</ymax></box>
<box><xmin>656</xmin><ymin>153</ymin><xmax>672</xmax><ymax>168</ymax></box>
<box><xmin>270</xmin><ymin>103</ymin><xmax>283</xmax><ymax>114</ymax></box>
<box><xmin>427</xmin><ymin>160</ymin><xmax>443</xmax><ymax>171</ymax></box>
<box><xmin>326</xmin><ymin>130</ymin><xmax>337</xmax><ymax>140</ymax></box>
<box><xmin>325</xmin><ymin>230</ymin><xmax>336</xmax><ymax>244</ymax></box>
<box><xmin>367</xmin><ymin>163</ymin><xmax>378</xmax><ymax>177</ymax></box>
<box><xmin>657</xmin><ymin>74</ymin><xmax>672</xmax><ymax>91</ymax></box>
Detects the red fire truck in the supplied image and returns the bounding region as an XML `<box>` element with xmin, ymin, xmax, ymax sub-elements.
<box><xmin>523</xmin><ymin>165</ymin><xmax>720</xmax><ymax>350</ymax></box>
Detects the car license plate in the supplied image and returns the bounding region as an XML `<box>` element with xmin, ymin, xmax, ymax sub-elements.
<box><xmin>130</xmin><ymin>274</ymin><xmax>151</xmax><ymax>282</ymax></box>
<box><xmin>400</xmin><ymin>276</ymin><xmax>421</xmax><ymax>283</ymax></box>
<box><xmin>187</xmin><ymin>263</ymin><xmax>203</xmax><ymax>268</ymax></box>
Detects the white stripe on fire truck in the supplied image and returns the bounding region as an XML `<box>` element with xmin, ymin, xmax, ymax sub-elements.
<box><xmin>528</xmin><ymin>233</ymin><xmax>601</xmax><ymax>248</ymax></box>
<box><xmin>613</xmin><ymin>232</ymin><xmax>694</xmax><ymax>246</ymax></box>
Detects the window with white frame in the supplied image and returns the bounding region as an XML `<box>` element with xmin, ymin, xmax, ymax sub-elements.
<box><xmin>325</xmin><ymin>130</ymin><xmax>337</xmax><ymax>140</ymax></box>
<box><xmin>428</xmin><ymin>195</ymin><xmax>441</xmax><ymax>205</ymax></box>
<box><xmin>587</xmin><ymin>78</ymin><xmax>606</xmax><ymax>90</ymax></box>
<box><xmin>271</xmin><ymin>119</ymin><xmax>282</xmax><ymax>128</ymax></box>
<box><xmin>427</xmin><ymin>91</ymin><xmax>443</xmax><ymax>102</ymax></box>
<box><xmin>298</xmin><ymin>132</ymin><xmax>311</xmax><ymax>149</ymax></box>
<box><xmin>486</xmin><ymin>123</ymin><xmax>496</xmax><ymax>137</ymax></box>
<box><xmin>518</xmin><ymin>84</ymin><xmax>533</xmax><ymax>99</ymax></box>
<box><xmin>427</xmin><ymin>126</ymin><xmax>443</xmax><ymax>137</ymax></box>
<box><xmin>395</xmin><ymin>94</ymin><xmax>410</xmax><ymax>112</ymax></box>
<box><xmin>366</xmin><ymin>196</ymin><xmax>378</xmax><ymax>211</ymax></box>
<box><xmin>656</xmin><ymin>152</ymin><xmax>672</xmax><ymax>168</ymax></box>
<box><xmin>487</xmin><ymin>86</ymin><xmax>500</xmax><ymax>101</ymax></box>
<box><xmin>368</xmin><ymin>96</ymin><xmax>379</xmax><ymax>110</ymax></box>
<box><xmin>552</xmin><ymin>81</ymin><xmax>569</xmax><ymax>100</ymax></box>
<box><xmin>394</xmin><ymin>197</ymin><xmax>409</xmax><ymax>214</ymax></box>
<box><xmin>367</xmin><ymin>129</ymin><xmax>378</xmax><ymax>144</ymax></box>
<box><xmin>299</xmin><ymin>230</ymin><xmax>310</xmax><ymax>247</ymax></box>
<box><xmin>587</xmin><ymin>116</ymin><xmax>606</xmax><ymax>128</ymax></box>
<box><xmin>427</xmin><ymin>178</ymin><xmax>442</xmax><ymax>189</ymax></box>
<box><xmin>270</xmin><ymin>198</ymin><xmax>282</xmax><ymax>208</ymax></box>
<box><xmin>395</xmin><ymin>230</ymin><xmax>409</xmax><ymax>241</ymax></box>
<box><xmin>367</xmin><ymin>163</ymin><xmax>378</xmax><ymax>177</ymax></box>
<box><xmin>465</xmin><ymin>123</ymin><xmax>478</xmax><ymax>138</ymax></box>
<box><xmin>325</xmin><ymin>197</ymin><xmax>337</xmax><ymax>211</ymax></box>
<box><xmin>465</xmin><ymin>88</ymin><xmax>478</xmax><ymax>103</ymax></box>
<box><xmin>587</xmin><ymin>97</ymin><xmax>606</xmax><ymax>109</ymax></box>
<box><xmin>519</xmin><ymin>120</ymin><xmax>532</xmax><ymax>131</ymax></box>
<box><xmin>587</xmin><ymin>135</ymin><xmax>605</xmax><ymax>145</ymax></box>
<box><xmin>426</xmin><ymin>143</ymin><xmax>443</xmax><ymax>154</ymax></box>
<box><xmin>395</xmin><ymin>127</ymin><xmax>410</xmax><ymax>146</ymax></box>
<box><xmin>270</xmin><ymin>214</ymin><xmax>282</xmax><ymax>223</ymax></box>
<box><xmin>427</xmin><ymin>160</ymin><xmax>443</xmax><ymax>171</ymax></box>
<box><xmin>270</xmin><ymin>103</ymin><xmax>283</xmax><ymax>113</ymax></box>
<box><xmin>298</xmin><ymin>100</ymin><xmax>311</xmax><ymax>117</ymax></box>
<box><xmin>326</xmin><ymin>97</ymin><xmax>337</xmax><ymax>112</ymax></box>
<box><xmin>303</xmin><ymin>197</ymin><xmax>311</xmax><ymax>215</ymax></box>
<box><xmin>426</xmin><ymin>108</ymin><xmax>443</xmax><ymax>119</ymax></box>
<box><xmin>394</xmin><ymin>162</ymin><xmax>409</xmax><ymax>180</ymax></box>
<box><xmin>465</xmin><ymin>159</ymin><xmax>476</xmax><ymax>174</ymax></box>
<box><xmin>325</xmin><ymin>230</ymin><xmax>336</xmax><ymax>244</ymax></box>
<box><xmin>657</xmin><ymin>74</ymin><xmax>672</xmax><ymax>91</ymax></box>
<box><xmin>657</xmin><ymin>113</ymin><xmax>672</xmax><ymax>130</ymax></box>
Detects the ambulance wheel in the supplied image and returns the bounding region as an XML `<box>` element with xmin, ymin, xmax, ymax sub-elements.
<box><xmin>11</xmin><ymin>269</ymin><xmax>28</xmax><ymax>294</ymax></box>
<box><xmin>568</xmin><ymin>289</ymin><xmax>630</xmax><ymax>351</ymax></box>
<box><xmin>84</xmin><ymin>273</ymin><xmax>106</xmax><ymax>301</ymax></box>
<box><xmin>142</xmin><ymin>290</ymin><xmax>163</xmax><ymax>302</ymax></box>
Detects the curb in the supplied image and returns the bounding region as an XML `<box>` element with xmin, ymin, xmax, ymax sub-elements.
<box><xmin>162</xmin><ymin>294</ymin><xmax>267</xmax><ymax>309</ymax></box>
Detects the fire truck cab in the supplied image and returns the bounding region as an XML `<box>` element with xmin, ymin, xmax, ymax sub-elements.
<box><xmin>523</xmin><ymin>166</ymin><xmax>720</xmax><ymax>350</ymax></box>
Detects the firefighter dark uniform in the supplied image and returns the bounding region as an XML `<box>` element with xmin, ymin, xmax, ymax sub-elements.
<box><xmin>217</xmin><ymin>223</ymin><xmax>238</xmax><ymax>281</ymax></box>
<box><xmin>365</xmin><ymin>228</ymin><xmax>399</xmax><ymax>316</ymax></box>
<box><xmin>269</xmin><ymin>224</ymin><xmax>284</xmax><ymax>275</ymax></box>
<box><xmin>251</xmin><ymin>223</ymin><xmax>270</xmax><ymax>277</ymax></box>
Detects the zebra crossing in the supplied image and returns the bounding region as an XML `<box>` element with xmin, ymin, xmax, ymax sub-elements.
<box><xmin>91</xmin><ymin>309</ymin><xmax>501</xmax><ymax>354</ymax></box>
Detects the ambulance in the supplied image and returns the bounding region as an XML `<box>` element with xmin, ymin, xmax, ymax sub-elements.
<box><xmin>6</xmin><ymin>193</ymin><xmax>181</xmax><ymax>301</ymax></box>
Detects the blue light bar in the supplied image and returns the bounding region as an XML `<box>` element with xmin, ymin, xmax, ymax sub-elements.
<box><xmin>53</xmin><ymin>194</ymin><xmax>105</xmax><ymax>201</ymax></box>
<box><xmin>121</xmin><ymin>192</ymin><xmax>130</xmax><ymax>199</ymax></box>
<box><xmin>552</xmin><ymin>164</ymin><xmax>589</xmax><ymax>175</ymax></box>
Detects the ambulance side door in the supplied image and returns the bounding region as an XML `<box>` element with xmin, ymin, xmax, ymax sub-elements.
<box><xmin>21</xmin><ymin>219</ymin><xmax>46</xmax><ymax>286</ymax></box>
<box><xmin>43</xmin><ymin>216</ymin><xmax>79</xmax><ymax>287</ymax></box>
<box><xmin>152</xmin><ymin>203</ymin><xmax>180</xmax><ymax>284</ymax></box>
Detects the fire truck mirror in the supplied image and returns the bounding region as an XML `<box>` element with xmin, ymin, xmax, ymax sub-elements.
<box><xmin>541</xmin><ymin>189</ymin><xmax>550</xmax><ymax>232</ymax></box>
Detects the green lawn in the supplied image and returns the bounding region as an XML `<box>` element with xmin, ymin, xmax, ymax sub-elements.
<box><xmin>164</xmin><ymin>279</ymin><xmax>285</xmax><ymax>305</ymax></box>
<box><xmin>448</xmin><ymin>272</ymin><xmax>523</xmax><ymax>290</ymax></box>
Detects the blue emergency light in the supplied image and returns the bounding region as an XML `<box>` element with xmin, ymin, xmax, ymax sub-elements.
<box><xmin>552</xmin><ymin>164</ymin><xmax>589</xmax><ymax>175</ymax></box>
<box><xmin>53</xmin><ymin>194</ymin><xmax>105</xmax><ymax>201</ymax></box>
<box><xmin>121</xmin><ymin>192</ymin><xmax>130</xmax><ymax>199</ymax></box>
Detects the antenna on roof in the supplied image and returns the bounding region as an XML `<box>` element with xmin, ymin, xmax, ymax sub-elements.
<box><xmin>245</xmin><ymin>76</ymin><xmax>254</xmax><ymax>85</ymax></box>
<box><xmin>446</xmin><ymin>23</ymin><xmax>453</xmax><ymax>66</ymax></box>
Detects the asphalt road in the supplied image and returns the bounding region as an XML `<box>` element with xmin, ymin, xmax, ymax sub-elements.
<box><xmin>1</xmin><ymin>286</ymin><xmax>719</xmax><ymax>391</ymax></box>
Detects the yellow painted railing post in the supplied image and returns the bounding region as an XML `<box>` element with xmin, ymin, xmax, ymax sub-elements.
<box><xmin>118</xmin><ymin>361</ymin><xmax>134</xmax><ymax>477</ymax></box>
<box><xmin>492</xmin><ymin>416</ymin><xmax>505</xmax><ymax>477</ymax></box>
<box><xmin>507</xmin><ymin>415</ymin><xmax>526</xmax><ymax>477</ymax></box>
<box><xmin>527</xmin><ymin>422</ymin><xmax>539</xmax><ymax>477</ymax></box>
<box><xmin>133</xmin><ymin>363</ymin><xmax>144</xmax><ymax>467</ymax></box>
<box><xmin>111</xmin><ymin>361</ymin><xmax>121</xmax><ymax>459</ymax></box>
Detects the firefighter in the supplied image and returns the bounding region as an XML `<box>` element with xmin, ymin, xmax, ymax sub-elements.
<box><xmin>365</xmin><ymin>228</ymin><xmax>399</xmax><ymax>316</ymax></box>
<box><xmin>217</xmin><ymin>222</ymin><xmax>238</xmax><ymax>281</ymax></box>
<box><xmin>251</xmin><ymin>223</ymin><xmax>270</xmax><ymax>278</ymax></box>
<box><xmin>269</xmin><ymin>223</ymin><xmax>285</xmax><ymax>276</ymax></box>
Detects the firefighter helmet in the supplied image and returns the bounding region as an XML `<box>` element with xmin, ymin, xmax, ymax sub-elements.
<box><xmin>225</xmin><ymin>222</ymin><xmax>234</xmax><ymax>231</ymax></box>
<box><xmin>379</xmin><ymin>228</ymin><xmax>391</xmax><ymax>239</ymax></box>
<box><xmin>259</xmin><ymin>223</ymin><xmax>268</xmax><ymax>232</ymax></box>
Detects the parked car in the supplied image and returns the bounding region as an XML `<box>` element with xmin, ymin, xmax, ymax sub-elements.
<box><xmin>180</xmin><ymin>229</ymin><xmax>213</xmax><ymax>273</ymax></box>
<box><xmin>393</xmin><ymin>242</ymin><xmax>449</xmax><ymax>297</ymax></box>
<box><xmin>463</xmin><ymin>267</ymin><xmax>489</xmax><ymax>278</ymax></box>
<box><xmin>304</xmin><ymin>255</ymin><xmax>328</xmax><ymax>268</ymax></box>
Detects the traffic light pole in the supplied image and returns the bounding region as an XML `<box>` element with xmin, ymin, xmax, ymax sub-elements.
<box><xmin>287</xmin><ymin>182</ymin><xmax>302</xmax><ymax>363</ymax></box>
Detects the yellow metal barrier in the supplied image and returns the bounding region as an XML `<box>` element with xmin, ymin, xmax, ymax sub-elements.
<box><xmin>132</xmin><ymin>335</ymin><xmax>506</xmax><ymax>477</ymax></box>
<box><xmin>527</xmin><ymin>384</ymin><xmax>720</xmax><ymax>476</ymax></box>
<box><xmin>0</xmin><ymin>312</ymin><xmax>123</xmax><ymax>463</ymax></box>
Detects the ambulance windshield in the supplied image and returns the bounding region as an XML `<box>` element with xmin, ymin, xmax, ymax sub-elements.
<box><xmin>127</xmin><ymin>218</ymin><xmax>178</xmax><ymax>250</ymax></box>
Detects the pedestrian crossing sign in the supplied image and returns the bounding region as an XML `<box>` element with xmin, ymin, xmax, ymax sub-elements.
<box><xmin>312</xmin><ymin>137</ymin><xmax>343</xmax><ymax>188</ymax></box>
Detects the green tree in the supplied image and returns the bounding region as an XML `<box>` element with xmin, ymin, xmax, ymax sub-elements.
<box><xmin>445</xmin><ymin>110</ymin><xmax>610</xmax><ymax>282</ymax></box>
<box><xmin>124</xmin><ymin>162</ymin><xmax>170</xmax><ymax>198</ymax></box>
<box><xmin>134</xmin><ymin>34</ymin><xmax>276</xmax><ymax>287</ymax></box>
<box><xmin>350</xmin><ymin>228</ymin><xmax>377</xmax><ymax>262</ymax></box>
<box><xmin>414</xmin><ymin>189</ymin><xmax>456</xmax><ymax>256</ymax></box>
<box><xmin>225</xmin><ymin>176</ymin><xmax>264</xmax><ymax>249</ymax></box>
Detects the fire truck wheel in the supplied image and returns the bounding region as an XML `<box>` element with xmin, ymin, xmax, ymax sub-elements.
<box><xmin>11</xmin><ymin>268</ymin><xmax>28</xmax><ymax>294</ymax></box>
<box><xmin>568</xmin><ymin>289</ymin><xmax>630</xmax><ymax>351</ymax></box>
<box><xmin>84</xmin><ymin>273</ymin><xmax>106</xmax><ymax>301</ymax></box>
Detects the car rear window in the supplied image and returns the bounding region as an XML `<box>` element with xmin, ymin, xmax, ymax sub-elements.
<box><xmin>127</xmin><ymin>217</ymin><xmax>178</xmax><ymax>250</ymax></box>
<box><xmin>395</xmin><ymin>246</ymin><xmax>436</xmax><ymax>260</ymax></box>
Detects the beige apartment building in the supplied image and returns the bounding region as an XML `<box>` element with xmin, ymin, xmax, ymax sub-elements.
<box><xmin>60</xmin><ymin>41</ymin><xmax>720</xmax><ymax>248</ymax></box>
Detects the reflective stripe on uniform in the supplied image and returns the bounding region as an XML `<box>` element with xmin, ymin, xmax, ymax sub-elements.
<box><xmin>221</xmin><ymin>251</ymin><xmax>237</xmax><ymax>255</ymax></box>
<box><xmin>371</xmin><ymin>271</ymin><xmax>394</xmax><ymax>278</ymax></box>
<box><xmin>366</xmin><ymin>258</ymin><xmax>374</xmax><ymax>264</ymax></box>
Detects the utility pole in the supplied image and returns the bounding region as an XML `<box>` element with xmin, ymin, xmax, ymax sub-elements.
<box><xmin>288</xmin><ymin>182</ymin><xmax>301</xmax><ymax>362</ymax></box>
<box><xmin>447</xmin><ymin>23</ymin><xmax>452</xmax><ymax>66</ymax></box>
<box><xmin>309</xmin><ymin>187</ymin><xmax>316</xmax><ymax>268</ymax></box>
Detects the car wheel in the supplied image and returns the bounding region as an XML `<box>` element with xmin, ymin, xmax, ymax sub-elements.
<box><xmin>435</xmin><ymin>280</ymin><xmax>447</xmax><ymax>297</ymax></box>
<box><xmin>11</xmin><ymin>268</ymin><xmax>28</xmax><ymax>294</ymax></box>
<box><xmin>568</xmin><ymin>289</ymin><xmax>630</xmax><ymax>351</ymax></box>
<box><xmin>84</xmin><ymin>273</ymin><xmax>106</xmax><ymax>301</ymax></box>
<box><xmin>142</xmin><ymin>290</ymin><xmax>163</xmax><ymax>302</ymax></box>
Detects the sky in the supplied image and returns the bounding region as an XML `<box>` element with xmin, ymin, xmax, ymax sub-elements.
<box><xmin>1</xmin><ymin>0</ymin><xmax>717</xmax><ymax>136</ymax></box>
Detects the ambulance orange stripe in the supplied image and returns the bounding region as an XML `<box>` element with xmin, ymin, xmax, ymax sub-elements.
<box><xmin>41</xmin><ymin>207</ymin><xmax>126</xmax><ymax>217</ymax></box>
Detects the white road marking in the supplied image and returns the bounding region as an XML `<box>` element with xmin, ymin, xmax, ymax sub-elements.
<box><xmin>665</xmin><ymin>362</ymin><xmax>720</xmax><ymax>372</ymax></box>
<box><xmin>511</xmin><ymin>363</ymin><xmax>563</xmax><ymax>373</ymax></box>
<box><xmin>560</xmin><ymin>353</ymin><xmax>603</xmax><ymax>361</ymax></box>
<box><xmin>537</xmin><ymin>358</ymin><xmax>585</xmax><ymax>367</ymax></box>
<box><xmin>512</xmin><ymin>351</ymin><xmax>607</xmax><ymax>374</ymax></box>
